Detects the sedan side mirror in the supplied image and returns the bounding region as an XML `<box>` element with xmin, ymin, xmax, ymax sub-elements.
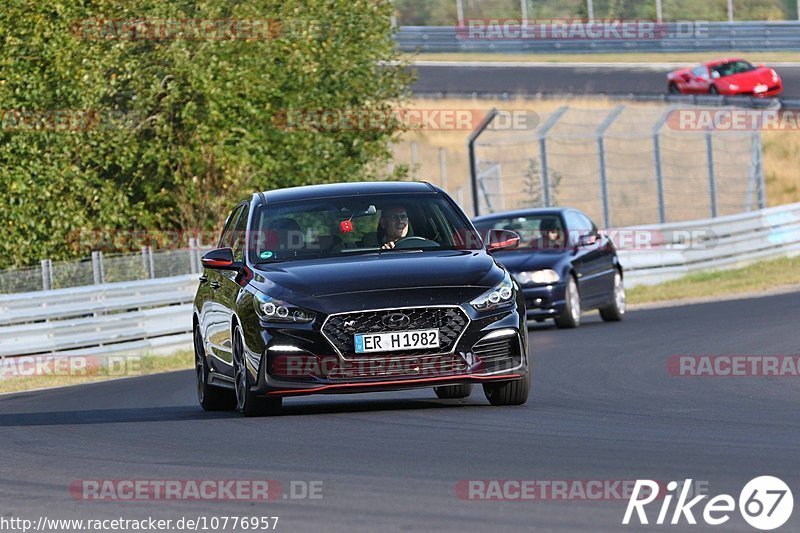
<box><xmin>486</xmin><ymin>229</ymin><xmax>521</xmax><ymax>252</ymax></box>
<box><xmin>202</xmin><ymin>248</ymin><xmax>237</xmax><ymax>270</ymax></box>
<box><xmin>578</xmin><ymin>233</ymin><xmax>598</xmax><ymax>247</ymax></box>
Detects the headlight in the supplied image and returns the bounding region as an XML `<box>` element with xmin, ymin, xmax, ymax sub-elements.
<box><xmin>516</xmin><ymin>269</ymin><xmax>560</xmax><ymax>285</ymax></box>
<box><xmin>754</xmin><ymin>84</ymin><xmax>768</xmax><ymax>94</ymax></box>
<box><xmin>728</xmin><ymin>84</ymin><xmax>739</xmax><ymax>91</ymax></box>
<box><xmin>771</xmin><ymin>69</ymin><xmax>779</xmax><ymax>83</ymax></box>
<box><xmin>253</xmin><ymin>292</ymin><xmax>315</xmax><ymax>323</ymax></box>
<box><xmin>471</xmin><ymin>271</ymin><xmax>516</xmax><ymax>311</ymax></box>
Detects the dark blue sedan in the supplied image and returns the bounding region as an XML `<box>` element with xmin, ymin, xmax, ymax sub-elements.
<box><xmin>474</xmin><ymin>208</ymin><xmax>625</xmax><ymax>328</ymax></box>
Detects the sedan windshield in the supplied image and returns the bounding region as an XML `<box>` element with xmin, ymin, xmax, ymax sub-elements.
<box><xmin>249</xmin><ymin>194</ymin><xmax>483</xmax><ymax>263</ymax></box>
<box><xmin>474</xmin><ymin>215</ymin><xmax>567</xmax><ymax>251</ymax></box>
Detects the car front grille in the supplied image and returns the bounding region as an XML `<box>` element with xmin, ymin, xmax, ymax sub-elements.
<box><xmin>326</xmin><ymin>354</ymin><xmax>469</xmax><ymax>380</ymax></box>
<box><xmin>321</xmin><ymin>306</ymin><xmax>469</xmax><ymax>357</ymax></box>
<box><xmin>472</xmin><ymin>335</ymin><xmax>521</xmax><ymax>373</ymax></box>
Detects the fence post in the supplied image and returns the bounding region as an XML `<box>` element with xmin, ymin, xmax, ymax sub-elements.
<box><xmin>652</xmin><ymin>107</ymin><xmax>672</xmax><ymax>224</ymax></box>
<box><xmin>706</xmin><ymin>133</ymin><xmax>718</xmax><ymax>218</ymax></box>
<box><xmin>537</xmin><ymin>106</ymin><xmax>569</xmax><ymax>208</ymax></box>
<box><xmin>189</xmin><ymin>238</ymin><xmax>199</xmax><ymax>275</ymax></box>
<box><xmin>468</xmin><ymin>108</ymin><xmax>500</xmax><ymax>217</ymax></box>
<box><xmin>40</xmin><ymin>259</ymin><xmax>52</xmax><ymax>291</ymax></box>
<box><xmin>91</xmin><ymin>251</ymin><xmax>105</xmax><ymax>285</ymax></box>
<box><xmin>596</xmin><ymin>106</ymin><xmax>625</xmax><ymax>229</ymax></box>
<box><xmin>752</xmin><ymin>131</ymin><xmax>766</xmax><ymax>210</ymax></box>
<box><xmin>148</xmin><ymin>247</ymin><xmax>155</xmax><ymax>279</ymax></box>
<box><xmin>438</xmin><ymin>147</ymin><xmax>448</xmax><ymax>190</ymax></box>
<box><xmin>141</xmin><ymin>246</ymin><xmax>151</xmax><ymax>279</ymax></box>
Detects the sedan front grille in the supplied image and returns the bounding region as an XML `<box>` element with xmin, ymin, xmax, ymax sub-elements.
<box><xmin>322</xmin><ymin>307</ymin><xmax>469</xmax><ymax>356</ymax></box>
<box><xmin>472</xmin><ymin>335</ymin><xmax>521</xmax><ymax>373</ymax></box>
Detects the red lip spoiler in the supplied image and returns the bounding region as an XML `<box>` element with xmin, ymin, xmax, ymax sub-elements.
<box><xmin>264</xmin><ymin>373</ymin><xmax>523</xmax><ymax>396</ymax></box>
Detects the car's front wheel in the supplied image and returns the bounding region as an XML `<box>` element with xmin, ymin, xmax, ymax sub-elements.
<box><xmin>434</xmin><ymin>383</ymin><xmax>473</xmax><ymax>399</ymax></box>
<box><xmin>668</xmin><ymin>82</ymin><xmax>680</xmax><ymax>94</ymax></box>
<box><xmin>599</xmin><ymin>270</ymin><xmax>626</xmax><ymax>322</ymax></box>
<box><xmin>233</xmin><ymin>326</ymin><xmax>282</xmax><ymax>417</ymax></box>
<box><xmin>195</xmin><ymin>327</ymin><xmax>235</xmax><ymax>411</ymax></box>
<box><xmin>483</xmin><ymin>373</ymin><xmax>530</xmax><ymax>406</ymax></box>
<box><xmin>554</xmin><ymin>276</ymin><xmax>581</xmax><ymax>329</ymax></box>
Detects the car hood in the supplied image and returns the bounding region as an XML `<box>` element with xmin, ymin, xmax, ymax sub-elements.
<box><xmin>719</xmin><ymin>67</ymin><xmax>775</xmax><ymax>88</ymax></box>
<box><xmin>490</xmin><ymin>250</ymin><xmax>567</xmax><ymax>273</ymax></box>
<box><xmin>250</xmin><ymin>250</ymin><xmax>501</xmax><ymax>312</ymax></box>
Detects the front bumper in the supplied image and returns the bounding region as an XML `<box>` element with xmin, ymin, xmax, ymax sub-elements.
<box><xmin>521</xmin><ymin>282</ymin><xmax>567</xmax><ymax>319</ymax></box>
<box><xmin>245</xmin><ymin>304</ymin><xmax>529</xmax><ymax>397</ymax></box>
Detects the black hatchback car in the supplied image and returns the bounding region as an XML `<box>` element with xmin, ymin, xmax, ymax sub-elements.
<box><xmin>193</xmin><ymin>182</ymin><xmax>530</xmax><ymax>416</ymax></box>
<box><xmin>473</xmin><ymin>208</ymin><xmax>625</xmax><ymax>329</ymax></box>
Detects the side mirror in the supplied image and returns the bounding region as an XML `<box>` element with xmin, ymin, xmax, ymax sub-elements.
<box><xmin>202</xmin><ymin>248</ymin><xmax>236</xmax><ymax>270</ymax></box>
<box><xmin>486</xmin><ymin>229</ymin><xmax>520</xmax><ymax>252</ymax></box>
<box><xmin>578</xmin><ymin>233</ymin><xmax>598</xmax><ymax>247</ymax></box>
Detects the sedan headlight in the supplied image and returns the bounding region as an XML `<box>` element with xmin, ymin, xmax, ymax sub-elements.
<box><xmin>516</xmin><ymin>269</ymin><xmax>560</xmax><ymax>285</ymax></box>
<box><xmin>471</xmin><ymin>271</ymin><xmax>516</xmax><ymax>311</ymax></box>
<box><xmin>253</xmin><ymin>292</ymin><xmax>315</xmax><ymax>323</ymax></box>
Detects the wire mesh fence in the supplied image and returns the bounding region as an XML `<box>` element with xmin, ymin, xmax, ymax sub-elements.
<box><xmin>0</xmin><ymin>243</ymin><xmax>211</xmax><ymax>295</ymax></box>
<box><xmin>472</xmin><ymin>104</ymin><xmax>765</xmax><ymax>228</ymax></box>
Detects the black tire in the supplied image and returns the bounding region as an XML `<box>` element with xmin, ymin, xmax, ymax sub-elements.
<box><xmin>483</xmin><ymin>373</ymin><xmax>531</xmax><ymax>406</ymax></box>
<box><xmin>599</xmin><ymin>270</ymin><xmax>626</xmax><ymax>322</ymax></box>
<box><xmin>668</xmin><ymin>82</ymin><xmax>680</xmax><ymax>94</ymax></box>
<box><xmin>233</xmin><ymin>327</ymin><xmax>282</xmax><ymax>417</ymax></box>
<box><xmin>554</xmin><ymin>276</ymin><xmax>581</xmax><ymax>329</ymax></box>
<box><xmin>709</xmin><ymin>85</ymin><xmax>719</xmax><ymax>95</ymax></box>
<box><xmin>434</xmin><ymin>383</ymin><xmax>473</xmax><ymax>399</ymax></box>
<box><xmin>194</xmin><ymin>326</ymin><xmax>236</xmax><ymax>411</ymax></box>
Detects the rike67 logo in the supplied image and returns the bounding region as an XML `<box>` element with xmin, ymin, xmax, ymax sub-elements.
<box><xmin>623</xmin><ymin>476</ymin><xmax>793</xmax><ymax>530</ymax></box>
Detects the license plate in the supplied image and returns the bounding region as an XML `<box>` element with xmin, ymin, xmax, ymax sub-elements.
<box><xmin>354</xmin><ymin>329</ymin><xmax>440</xmax><ymax>354</ymax></box>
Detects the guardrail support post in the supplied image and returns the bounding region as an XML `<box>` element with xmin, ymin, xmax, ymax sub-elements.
<box><xmin>706</xmin><ymin>133</ymin><xmax>718</xmax><ymax>218</ymax></box>
<box><xmin>755</xmin><ymin>132</ymin><xmax>766</xmax><ymax>210</ymax></box>
<box><xmin>40</xmin><ymin>259</ymin><xmax>52</xmax><ymax>291</ymax></box>
<box><xmin>91</xmin><ymin>251</ymin><xmax>105</xmax><ymax>285</ymax></box>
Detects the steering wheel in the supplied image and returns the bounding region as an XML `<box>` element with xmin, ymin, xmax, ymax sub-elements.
<box><xmin>393</xmin><ymin>236</ymin><xmax>439</xmax><ymax>249</ymax></box>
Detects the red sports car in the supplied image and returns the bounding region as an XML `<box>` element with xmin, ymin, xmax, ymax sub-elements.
<box><xmin>667</xmin><ymin>58</ymin><xmax>782</xmax><ymax>98</ymax></box>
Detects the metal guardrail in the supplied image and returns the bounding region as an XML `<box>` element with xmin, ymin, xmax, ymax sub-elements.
<box><xmin>1</xmin><ymin>203</ymin><xmax>798</xmax><ymax>357</ymax></box>
<box><xmin>615</xmin><ymin>202</ymin><xmax>800</xmax><ymax>286</ymax></box>
<box><xmin>398</xmin><ymin>22</ymin><xmax>800</xmax><ymax>53</ymax></box>
<box><xmin>0</xmin><ymin>276</ymin><xmax>197</xmax><ymax>357</ymax></box>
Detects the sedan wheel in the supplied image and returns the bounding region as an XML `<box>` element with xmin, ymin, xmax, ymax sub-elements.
<box><xmin>194</xmin><ymin>327</ymin><xmax>235</xmax><ymax>411</ymax></box>
<box><xmin>554</xmin><ymin>276</ymin><xmax>581</xmax><ymax>329</ymax></box>
<box><xmin>599</xmin><ymin>271</ymin><xmax>626</xmax><ymax>322</ymax></box>
<box><xmin>233</xmin><ymin>327</ymin><xmax>282</xmax><ymax>417</ymax></box>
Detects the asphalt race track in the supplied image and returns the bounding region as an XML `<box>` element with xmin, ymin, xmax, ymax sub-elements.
<box><xmin>1</xmin><ymin>292</ymin><xmax>799</xmax><ymax>532</ymax></box>
<box><xmin>411</xmin><ymin>62</ymin><xmax>800</xmax><ymax>99</ymax></box>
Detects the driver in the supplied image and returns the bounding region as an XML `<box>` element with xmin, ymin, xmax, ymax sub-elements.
<box><xmin>378</xmin><ymin>206</ymin><xmax>409</xmax><ymax>249</ymax></box>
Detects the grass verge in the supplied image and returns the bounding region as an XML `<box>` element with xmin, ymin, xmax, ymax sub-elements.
<box><xmin>407</xmin><ymin>52</ymin><xmax>800</xmax><ymax>64</ymax></box>
<box><xmin>627</xmin><ymin>255</ymin><xmax>800</xmax><ymax>304</ymax></box>
<box><xmin>0</xmin><ymin>350</ymin><xmax>193</xmax><ymax>395</ymax></box>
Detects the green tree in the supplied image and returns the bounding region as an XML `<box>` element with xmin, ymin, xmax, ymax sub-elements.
<box><xmin>0</xmin><ymin>0</ymin><xmax>411</xmax><ymax>265</ymax></box>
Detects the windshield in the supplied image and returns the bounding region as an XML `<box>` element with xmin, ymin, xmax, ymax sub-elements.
<box><xmin>249</xmin><ymin>193</ymin><xmax>483</xmax><ymax>263</ymax></box>
<box><xmin>473</xmin><ymin>214</ymin><xmax>567</xmax><ymax>251</ymax></box>
<box><xmin>711</xmin><ymin>61</ymin><xmax>755</xmax><ymax>78</ymax></box>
